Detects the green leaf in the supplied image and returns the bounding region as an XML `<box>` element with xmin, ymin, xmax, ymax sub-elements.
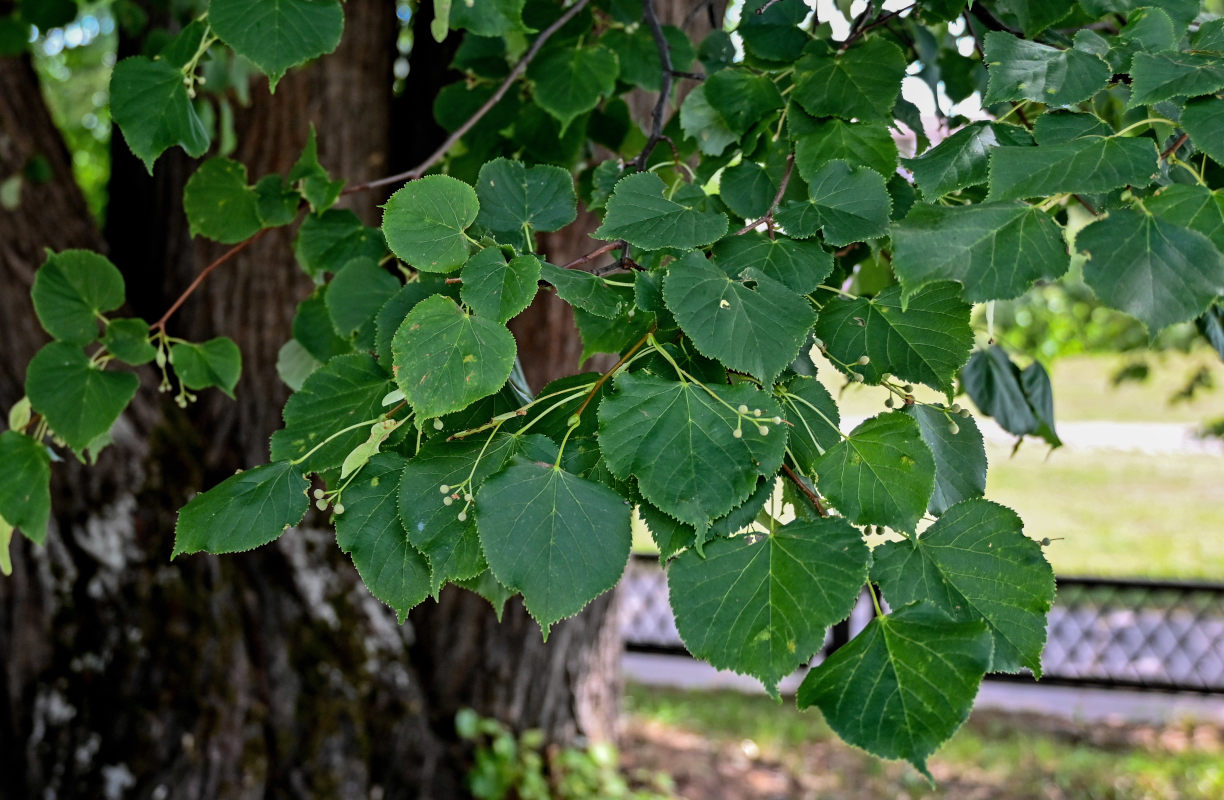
<box><xmin>1020</xmin><ymin>360</ymin><xmax>1061</xmax><ymax>448</ymax></box>
<box><xmin>793</xmin><ymin>117</ymin><xmax>899</xmax><ymax>183</ymax></box>
<box><xmin>602</xmin><ymin>24</ymin><xmax>694</xmax><ymax>91</ymax></box>
<box><xmin>254</xmin><ymin>176</ymin><xmax>301</xmax><ymax>227</ymax></box>
<box><xmin>1147</xmin><ymin>185</ymin><xmax>1224</xmax><ymax>252</ymax></box>
<box><xmin>325</xmin><ymin>258</ymin><xmax>401</xmax><ymax>337</ymax></box>
<box><xmin>738</xmin><ymin>0</ymin><xmax>809</xmax><ymax>62</ymax></box>
<box><xmin>1078</xmin><ymin>209</ymin><xmax>1224</xmax><ymax>332</ymax></box>
<box><xmin>25</xmin><ymin>342</ymin><xmax>139</xmax><ymax>454</ymax></box>
<box><xmin>775</xmin><ymin>161</ymin><xmax>891</xmax><ymax>246</ymax></box>
<box><xmin>679</xmin><ymin>85</ymin><xmax>738</xmax><ymax>156</ymax></box>
<box><xmin>718</xmin><ymin>162</ymin><xmax>775</xmax><ymax>220</ymax></box>
<box><xmin>0</xmin><ymin>431</ymin><xmax>52</xmax><ymax>545</ymax></box>
<box><xmin>814</xmin><ymin>282</ymin><xmax>973</xmax><ymax>392</ymax></box>
<box><xmin>474</xmin><ymin>158</ymin><xmax>577</xmax><ymax>241</ymax></box>
<box><xmin>797</xmin><ymin>603</ymin><xmax>992</xmax><ymax>780</ymax></box>
<box><xmin>288</xmin><ymin>126</ymin><xmax>344</xmax><ymax>212</ymax></box>
<box><xmin>813</xmin><ymin>411</ymin><xmax>934</xmax><ymax>532</ymax></box>
<box><xmin>1031</xmin><ymin>111</ymin><xmax>1112</xmax><ymax>145</ymax></box>
<box><xmin>102</xmin><ymin>318</ymin><xmax>156</xmax><ymax>366</ymax></box>
<box><xmin>1128</xmin><ymin>52</ymin><xmax>1224</xmax><ymax>106</ymax></box>
<box><xmin>909</xmin><ymin>405</ymin><xmax>987</xmax><ymax>516</ymax></box>
<box><xmin>903</xmin><ymin>122</ymin><xmax>1032</xmax><ymax>200</ymax></box>
<box><xmin>983</xmin><ymin>32</ymin><xmax>1110</xmax><ymax>106</ymax></box>
<box><xmin>1181</xmin><ymin>97</ymin><xmax>1224</xmax><ymax>167</ymax></box>
<box><xmin>270</xmin><ymin>353</ymin><xmax>394</xmax><ymax>474</ymax></box>
<box><xmin>292</xmin><ymin>287</ymin><xmax>351</xmax><ymax>362</ymax></box>
<box><xmin>595</xmin><ymin>172</ymin><xmax>728</xmax><ymax>250</ymax></box>
<box><xmin>986</xmin><ymin>137</ymin><xmax>1157</xmax><ymax>202</ymax></box>
<box><xmin>994</xmin><ymin>0</ymin><xmax>1073</xmax><ymax>36</ymax></box>
<box><xmin>703</xmin><ymin>69</ymin><xmax>783</xmax><ymax>135</ymax></box>
<box><xmin>209</xmin><ymin>0</ymin><xmax>344</xmax><ymax>91</ymax></box>
<box><xmin>169</xmin><ymin>338</ymin><xmax>242</xmax><ymax>398</ymax></box>
<box><xmin>172</xmin><ymin>461</ymin><xmax>309</xmax><ymax>557</ymax></box>
<box><xmin>711</xmin><ymin>234</ymin><xmax>833</xmax><ymax>294</ymax></box>
<box><xmin>792</xmin><ymin>39</ymin><xmax>907</xmax><ymax>121</ymax></box>
<box><xmin>294</xmin><ymin>208</ymin><xmax>386</xmax><ymax>280</ymax></box>
<box><xmin>892</xmin><ymin>203</ymin><xmax>1070</xmax><ymax>302</ymax></box>
<box><xmin>31</xmin><ymin>250</ymin><xmax>125</xmax><ymax>345</ymax></box>
<box><xmin>778</xmin><ymin>375</ymin><xmax>841</xmax><ymax>475</ymax></box>
<box><xmin>335</xmin><ymin>452</ymin><xmax>430</xmax><ymax>621</ymax></box>
<box><xmin>382</xmin><ymin>175</ymin><xmax>479</xmax><ymax>272</ymax></box>
<box><xmin>637</xmin><ymin>477</ymin><xmax>774</xmax><ymax>560</ymax></box>
<box><xmin>663</xmin><ymin>251</ymin><xmax>814</xmax><ymax>382</ymax></box>
<box><xmin>574</xmin><ymin>305</ymin><xmax>655</xmax><ymax>363</ymax></box>
<box><xmin>539</xmin><ymin>263</ymin><xmax>630</xmax><ymax>318</ymax></box>
<box><xmin>391</xmin><ymin>295</ymin><xmax>516</xmax><ymax>420</ymax></box>
<box><xmin>461</xmin><ymin>250</ymin><xmax>541</xmax><ymax>324</ymax></box>
<box><xmin>598</xmin><ymin>372</ymin><xmax>786</xmax><ymax>539</ymax></box>
<box><xmin>399</xmin><ymin>433</ymin><xmax>534</xmax><ymax>593</ymax></box>
<box><xmin>961</xmin><ymin>346</ymin><xmax>1035</xmax><ymax>436</ymax></box>
<box><xmin>527</xmin><ymin>44</ymin><xmax>618</xmax><ymax>132</ymax></box>
<box><xmin>109</xmin><ymin>56</ymin><xmax>209</xmax><ymax>172</ymax></box>
<box><xmin>449</xmin><ymin>0</ymin><xmax>527</xmax><ymax>38</ymax></box>
<box><xmin>182</xmin><ymin>158</ymin><xmax>262</xmax><ymax>244</ymax></box>
<box><xmin>276</xmin><ymin>339</ymin><xmax>321</xmax><ymax>392</ymax></box>
<box><xmin>455</xmin><ymin>570</ymin><xmax>516</xmax><ymax>621</ymax></box>
<box><xmin>476</xmin><ymin>463</ymin><xmax>631</xmax><ymax>634</ymax></box>
<box><xmin>374</xmin><ymin>278</ymin><xmax>459</xmax><ymax>369</ymax></box>
<box><xmin>1079</xmin><ymin>0</ymin><xmax>1198</xmax><ymax>26</ymax></box>
<box><xmin>669</xmin><ymin>517</ymin><xmax>870</xmax><ymax>695</ymax></box>
<box><xmin>873</xmin><ymin>499</ymin><xmax>1054</xmax><ymax>675</ymax></box>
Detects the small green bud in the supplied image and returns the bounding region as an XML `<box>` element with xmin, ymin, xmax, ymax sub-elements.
<box><xmin>457</xmin><ymin>511</ymin><xmax>468</xmax><ymax>522</ymax></box>
<box><xmin>771</xmin><ymin>416</ymin><xmax>782</xmax><ymax>424</ymax></box>
<box><xmin>851</xmin><ymin>373</ymin><xmax>865</xmax><ymax>383</ymax></box>
<box><xmin>439</xmin><ymin>484</ymin><xmax>450</xmax><ymax>494</ymax></box>
<box><xmin>567</xmin><ymin>414</ymin><xmax>581</xmax><ymax>428</ymax></box>
<box><xmin>315</xmin><ymin>499</ymin><xmax>328</xmax><ymax>511</ymax></box>
<box><xmin>948</xmin><ymin>421</ymin><xmax>959</xmax><ymax>435</ymax></box>
<box><xmin>433</xmin><ymin>418</ymin><xmax>444</xmax><ymax>430</ymax></box>
<box><xmin>443</xmin><ymin>496</ymin><xmax>454</xmax><ymax>506</ymax></box>
<box><xmin>737</xmin><ymin>404</ymin><xmax>749</xmax><ymax>414</ymax></box>
<box><xmin>758</xmin><ymin>425</ymin><xmax>769</xmax><ymax>436</ymax></box>
<box><xmin>902</xmin><ymin>384</ymin><xmax>913</xmax><ymax>393</ymax></box>
<box><xmin>753</xmin><ymin>408</ymin><xmax>762</xmax><ymax>417</ymax></box>
<box><xmin>732</xmin><ymin>427</ymin><xmax>743</xmax><ymax>439</ymax></box>
<box><xmin>312</xmin><ymin>489</ymin><xmax>325</xmax><ymax>500</ymax></box>
<box><xmin>856</xmin><ymin>355</ymin><xmax>870</xmax><ymax>366</ymax></box>
<box><xmin>333</xmin><ymin>504</ymin><xmax>345</xmax><ymax>515</ymax></box>
<box><xmin>884</xmin><ymin>397</ymin><xmax>894</xmax><ymax>408</ymax></box>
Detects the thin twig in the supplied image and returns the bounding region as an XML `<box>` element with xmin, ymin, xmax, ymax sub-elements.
<box><xmin>1073</xmin><ymin>194</ymin><xmax>1099</xmax><ymax>216</ymax></box>
<box><xmin>735</xmin><ymin>152</ymin><xmax>794</xmax><ymax>236</ymax></box>
<box><xmin>781</xmin><ymin>463</ymin><xmax>827</xmax><ymax>516</ymax></box>
<box><xmin>1161</xmin><ymin>132</ymin><xmax>1189</xmax><ymax>161</ymax></box>
<box><xmin>559</xmin><ymin>240</ymin><xmax>623</xmax><ymax>270</ymax></box>
<box><xmin>755</xmin><ymin>0</ymin><xmax>783</xmax><ymax>14</ymax></box>
<box><xmin>633</xmin><ymin>0</ymin><xmax>675</xmax><ymax>172</ymax></box>
<box><xmin>574</xmin><ymin>327</ymin><xmax>655</xmax><ymax>417</ymax></box>
<box><xmin>343</xmin><ymin>0</ymin><xmax>594</xmax><ymax>196</ymax></box>
<box><xmin>843</xmin><ymin>3</ymin><xmax>915</xmax><ymax>48</ymax></box>
<box><xmin>150</xmin><ymin>228</ymin><xmax>272</xmax><ymax>333</ymax></box>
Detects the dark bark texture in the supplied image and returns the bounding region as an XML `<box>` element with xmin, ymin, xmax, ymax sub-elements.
<box><xmin>0</xmin><ymin>1</ymin><xmax>624</xmax><ymax>797</ymax></box>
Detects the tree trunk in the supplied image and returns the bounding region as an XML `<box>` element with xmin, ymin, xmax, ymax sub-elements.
<box><xmin>0</xmin><ymin>1</ymin><xmax>628</xmax><ymax>797</ymax></box>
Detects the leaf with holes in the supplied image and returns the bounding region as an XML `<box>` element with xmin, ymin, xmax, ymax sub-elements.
<box><xmin>664</xmin><ymin>251</ymin><xmax>815</xmax><ymax>383</ymax></box>
<box><xmin>668</xmin><ymin>517</ymin><xmax>870</xmax><ymax>696</ymax></box>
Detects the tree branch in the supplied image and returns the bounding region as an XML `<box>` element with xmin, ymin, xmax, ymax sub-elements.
<box><xmin>150</xmin><ymin>227</ymin><xmax>273</xmax><ymax>334</ymax></box>
<box><xmin>735</xmin><ymin>152</ymin><xmax>794</xmax><ymax>236</ymax></box>
<box><xmin>1161</xmin><ymin>132</ymin><xmax>1189</xmax><ymax>161</ymax></box>
<box><xmin>343</xmin><ymin>0</ymin><xmax>594</xmax><ymax>195</ymax></box>
<box><xmin>781</xmin><ymin>463</ymin><xmax>827</xmax><ymax>516</ymax></box>
<box><xmin>632</xmin><ymin>0</ymin><xmax>675</xmax><ymax>172</ymax></box>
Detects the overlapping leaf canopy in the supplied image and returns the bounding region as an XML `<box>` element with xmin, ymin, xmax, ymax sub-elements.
<box><xmin>5</xmin><ymin>0</ymin><xmax>1224</xmax><ymax>778</ymax></box>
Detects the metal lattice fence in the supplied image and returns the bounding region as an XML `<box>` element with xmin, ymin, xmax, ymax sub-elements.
<box><xmin>620</xmin><ymin>555</ymin><xmax>1224</xmax><ymax>694</ymax></box>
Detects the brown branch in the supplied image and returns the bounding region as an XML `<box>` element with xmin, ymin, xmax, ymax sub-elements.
<box><xmin>781</xmin><ymin>463</ymin><xmax>827</xmax><ymax>516</ymax></box>
<box><xmin>342</xmin><ymin>0</ymin><xmax>594</xmax><ymax>196</ymax></box>
<box><xmin>1073</xmin><ymin>194</ymin><xmax>1099</xmax><ymax>216</ymax></box>
<box><xmin>842</xmin><ymin>3</ymin><xmax>915</xmax><ymax>49</ymax></box>
<box><xmin>1161</xmin><ymin>132</ymin><xmax>1189</xmax><ymax>161</ymax></box>
<box><xmin>150</xmin><ymin>227</ymin><xmax>272</xmax><ymax>334</ymax></box>
<box><xmin>559</xmin><ymin>240</ymin><xmax>624</xmax><ymax>271</ymax></box>
<box><xmin>633</xmin><ymin>0</ymin><xmax>675</xmax><ymax>172</ymax></box>
<box><xmin>735</xmin><ymin>152</ymin><xmax>794</xmax><ymax>236</ymax></box>
<box><xmin>574</xmin><ymin>327</ymin><xmax>655</xmax><ymax>418</ymax></box>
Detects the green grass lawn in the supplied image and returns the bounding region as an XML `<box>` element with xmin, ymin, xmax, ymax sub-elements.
<box><xmin>623</xmin><ymin>685</ymin><xmax>1224</xmax><ymax>800</ymax></box>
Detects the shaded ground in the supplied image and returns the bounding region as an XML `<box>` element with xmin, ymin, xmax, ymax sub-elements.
<box><xmin>619</xmin><ymin>687</ymin><xmax>1224</xmax><ymax>800</ymax></box>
